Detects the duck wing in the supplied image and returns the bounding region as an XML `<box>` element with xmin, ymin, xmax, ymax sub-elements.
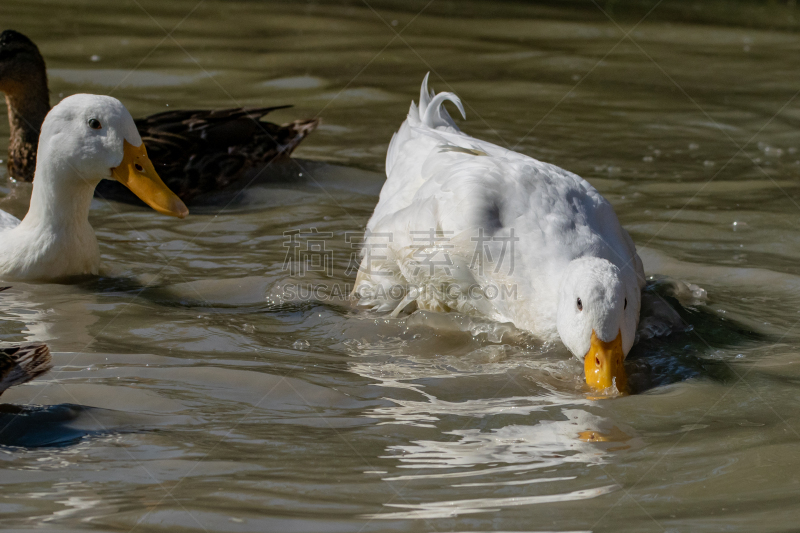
<box><xmin>94</xmin><ymin>106</ymin><xmax>319</xmax><ymax>204</ymax></box>
<box><xmin>0</xmin><ymin>343</ymin><xmax>52</xmax><ymax>397</ymax></box>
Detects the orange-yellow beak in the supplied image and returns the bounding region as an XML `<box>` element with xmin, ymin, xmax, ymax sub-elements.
<box><xmin>111</xmin><ymin>139</ymin><xmax>188</xmax><ymax>218</ymax></box>
<box><xmin>584</xmin><ymin>330</ymin><xmax>627</xmax><ymax>393</ymax></box>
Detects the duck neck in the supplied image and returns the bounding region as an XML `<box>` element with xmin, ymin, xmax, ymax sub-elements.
<box><xmin>22</xmin><ymin>154</ymin><xmax>99</xmax><ymax>235</ymax></box>
<box><xmin>3</xmin><ymin>70</ymin><xmax>50</xmax><ymax>182</ymax></box>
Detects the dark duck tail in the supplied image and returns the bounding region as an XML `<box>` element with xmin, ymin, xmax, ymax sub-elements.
<box><xmin>0</xmin><ymin>343</ymin><xmax>52</xmax><ymax>397</ymax></box>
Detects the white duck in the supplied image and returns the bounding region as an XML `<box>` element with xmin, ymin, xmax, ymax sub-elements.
<box><xmin>354</xmin><ymin>74</ymin><xmax>645</xmax><ymax>392</ymax></box>
<box><xmin>0</xmin><ymin>94</ymin><xmax>187</xmax><ymax>281</ymax></box>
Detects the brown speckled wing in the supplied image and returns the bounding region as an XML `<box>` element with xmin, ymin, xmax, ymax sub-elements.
<box><xmin>0</xmin><ymin>343</ymin><xmax>52</xmax><ymax>397</ymax></box>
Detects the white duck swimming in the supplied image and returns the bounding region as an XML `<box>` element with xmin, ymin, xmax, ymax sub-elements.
<box><xmin>354</xmin><ymin>74</ymin><xmax>645</xmax><ymax>392</ymax></box>
<box><xmin>0</xmin><ymin>94</ymin><xmax>187</xmax><ymax>281</ymax></box>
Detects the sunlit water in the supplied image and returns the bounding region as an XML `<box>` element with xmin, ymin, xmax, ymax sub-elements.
<box><xmin>2</xmin><ymin>1</ymin><xmax>800</xmax><ymax>531</ymax></box>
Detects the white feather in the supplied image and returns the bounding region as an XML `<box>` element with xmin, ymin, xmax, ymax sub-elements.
<box><xmin>355</xmin><ymin>74</ymin><xmax>645</xmax><ymax>362</ymax></box>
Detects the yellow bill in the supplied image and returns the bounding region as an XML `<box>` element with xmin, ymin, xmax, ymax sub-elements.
<box><xmin>111</xmin><ymin>139</ymin><xmax>188</xmax><ymax>218</ymax></box>
<box><xmin>584</xmin><ymin>330</ymin><xmax>627</xmax><ymax>393</ymax></box>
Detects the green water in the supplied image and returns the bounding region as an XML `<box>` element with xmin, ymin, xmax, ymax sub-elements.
<box><xmin>2</xmin><ymin>0</ymin><xmax>800</xmax><ymax>531</ymax></box>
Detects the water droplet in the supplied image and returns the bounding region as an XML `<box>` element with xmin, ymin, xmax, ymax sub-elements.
<box><xmin>293</xmin><ymin>339</ymin><xmax>311</xmax><ymax>350</ymax></box>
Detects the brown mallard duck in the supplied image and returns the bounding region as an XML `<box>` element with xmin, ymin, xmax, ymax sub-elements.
<box><xmin>0</xmin><ymin>288</ymin><xmax>52</xmax><ymax>396</ymax></box>
<box><xmin>0</xmin><ymin>29</ymin><xmax>319</xmax><ymax>204</ymax></box>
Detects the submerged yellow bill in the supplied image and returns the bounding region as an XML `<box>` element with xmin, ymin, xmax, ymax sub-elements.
<box><xmin>584</xmin><ymin>330</ymin><xmax>627</xmax><ymax>393</ymax></box>
<box><xmin>111</xmin><ymin>139</ymin><xmax>188</xmax><ymax>218</ymax></box>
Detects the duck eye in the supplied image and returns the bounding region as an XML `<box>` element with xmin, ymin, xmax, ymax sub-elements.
<box><xmin>576</xmin><ymin>298</ymin><xmax>582</xmax><ymax>311</ymax></box>
<box><xmin>88</xmin><ymin>118</ymin><xmax>102</xmax><ymax>130</ymax></box>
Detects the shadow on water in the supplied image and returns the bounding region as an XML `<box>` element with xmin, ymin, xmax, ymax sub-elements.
<box><xmin>0</xmin><ymin>403</ymin><xmax>145</xmax><ymax>448</ymax></box>
<box><xmin>627</xmin><ymin>278</ymin><xmax>767</xmax><ymax>394</ymax></box>
<box><xmin>76</xmin><ymin>275</ymin><xmax>149</xmax><ymax>294</ymax></box>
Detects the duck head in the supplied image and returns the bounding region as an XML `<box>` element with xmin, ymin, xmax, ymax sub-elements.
<box><xmin>556</xmin><ymin>257</ymin><xmax>639</xmax><ymax>394</ymax></box>
<box><xmin>35</xmin><ymin>93</ymin><xmax>188</xmax><ymax>218</ymax></box>
<box><xmin>0</xmin><ymin>29</ymin><xmax>45</xmax><ymax>94</ymax></box>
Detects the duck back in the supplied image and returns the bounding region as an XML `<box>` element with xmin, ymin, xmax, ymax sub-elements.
<box><xmin>355</xmin><ymin>74</ymin><xmax>644</xmax><ymax>338</ymax></box>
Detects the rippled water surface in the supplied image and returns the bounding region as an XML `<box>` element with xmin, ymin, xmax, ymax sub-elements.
<box><xmin>3</xmin><ymin>1</ymin><xmax>800</xmax><ymax>531</ymax></box>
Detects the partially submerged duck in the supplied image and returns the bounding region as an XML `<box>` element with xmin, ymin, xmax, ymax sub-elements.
<box><xmin>0</xmin><ymin>341</ymin><xmax>51</xmax><ymax>397</ymax></box>
<box><xmin>0</xmin><ymin>93</ymin><xmax>187</xmax><ymax>281</ymax></box>
<box><xmin>354</xmin><ymin>74</ymin><xmax>645</xmax><ymax>393</ymax></box>
<box><xmin>0</xmin><ymin>29</ymin><xmax>319</xmax><ymax>203</ymax></box>
<box><xmin>0</xmin><ymin>287</ymin><xmax>52</xmax><ymax>397</ymax></box>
